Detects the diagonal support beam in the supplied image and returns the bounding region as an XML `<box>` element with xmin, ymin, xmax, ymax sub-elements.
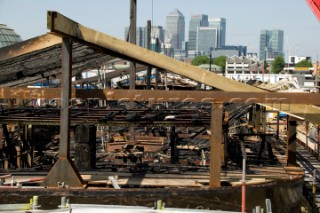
<box><xmin>45</xmin><ymin>11</ymin><xmax>320</xmax><ymax>124</ymax></box>
<box><xmin>46</xmin><ymin>11</ymin><xmax>262</xmax><ymax>93</ymax></box>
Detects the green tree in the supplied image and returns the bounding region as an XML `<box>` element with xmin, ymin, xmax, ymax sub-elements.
<box><xmin>212</xmin><ymin>56</ymin><xmax>226</xmax><ymax>72</ymax></box>
<box><xmin>271</xmin><ymin>56</ymin><xmax>285</xmax><ymax>74</ymax></box>
<box><xmin>294</xmin><ymin>59</ymin><xmax>313</xmax><ymax>68</ymax></box>
<box><xmin>191</xmin><ymin>56</ymin><xmax>210</xmax><ymax>66</ymax></box>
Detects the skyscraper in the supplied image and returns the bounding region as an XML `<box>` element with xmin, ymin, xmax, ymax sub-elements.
<box><xmin>209</xmin><ymin>18</ymin><xmax>226</xmax><ymax>48</ymax></box>
<box><xmin>165</xmin><ymin>9</ymin><xmax>185</xmax><ymax>50</ymax></box>
<box><xmin>124</xmin><ymin>27</ymin><xmax>146</xmax><ymax>47</ymax></box>
<box><xmin>259</xmin><ymin>30</ymin><xmax>284</xmax><ymax>61</ymax></box>
<box><xmin>188</xmin><ymin>14</ymin><xmax>209</xmax><ymax>51</ymax></box>
<box><xmin>124</xmin><ymin>26</ymin><xmax>164</xmax><ymax>49</ymax></box>
<box><xmin>196</xmin><ymin>27</ymin><xmax>217</xmax><ymax>54</ymax></box>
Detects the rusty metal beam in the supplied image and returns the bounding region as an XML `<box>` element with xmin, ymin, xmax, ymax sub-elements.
<box><xmin>0</xmin><ymin>34</ymin><xmax>62</xmax><ymax>62</ymax></box>
<box><xmin>210</xmin><ymin>103</ymin><xmax>223</xmax><ymax>188</ymax></box>
<box><xmin>42</xmin><ymin>37</ymin><xmax>85</xmax><ymax>188</ymax></box>
<box><xmin>286</xmin><ymin>116</ymin><xmax>297</xmax><ymax>167</ymax></box>
<box><xmin>2</xmin><ymin>88</ymin><xmax>320</xmax><ymax>106</ymax></box>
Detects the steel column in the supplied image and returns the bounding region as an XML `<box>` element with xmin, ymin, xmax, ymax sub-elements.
<box><xmin>254</xmin><ymin>105</ymin><xmax>261</xmax><ymax>133</ymax></box>
<box><xmin>146</xmin><ymin>20</ymin><xmax>152</xmax><ymax>90</ymax></box>
<box><xmin>209</xmin><ymin>103</ymin><xmax>223</xmax><ymax>188</ymax></box>
<box><xmin>129</xmin><ymin>0</ymin><xmax>137</xmax><ymax>91</ymax></box>
<box><xmin>42</xmin><ymin>37</ymin><xmax>85</xmax><ymax>188</ymax></box>
<box><xmin>286</xmin><ymin>116</ymin><xmax>297</xmax><ymax>167</ymax></box>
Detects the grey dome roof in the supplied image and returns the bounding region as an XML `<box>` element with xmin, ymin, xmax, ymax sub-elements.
<box><xmin>0</xmin><ymin>24</ymin><xmax>23</xmax><ymax>48</ymax></box>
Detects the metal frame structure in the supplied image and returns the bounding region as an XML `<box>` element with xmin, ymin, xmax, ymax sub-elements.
<box><xmin>0</xmin><ymin>11</ymin><xmax>319</xmax><ymax>188</ymax></box>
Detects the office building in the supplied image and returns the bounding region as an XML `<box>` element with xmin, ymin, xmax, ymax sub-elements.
<box><xmin>212</xmin><ymin>45</ymin><xmax>247</xmax><ymax>58</ymax></box>
<box><xmin>124</xmin><ymin>26</ymin><xmax>164</xmax><ymax>49</ymax></box>
<box><xmin>259</xmin><ymin>30</ymin><xmax>284</xmax><ymax>61</ymax></box>
<box><xmin>196</xmin><ymin>27</ymin><xmax>217</xmax><ymax>55</ymax></box>
<box><xmin>188</xmin><ymin>14</ymin><xmax>209</xmax><ymax>51</ymax></box>
<box><xmin>165</xmin><ymin>9</ymin><xmax>185</xmax><ymax>50</ymax></box>
<box><xmin>209</xmin><ymin>18</ymin><xmax>226</xmax><ymax>48</ymax></box>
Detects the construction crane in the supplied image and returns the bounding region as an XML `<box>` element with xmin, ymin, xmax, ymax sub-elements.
<box><xmin>306</xmin><ymin>0</ymin><xmax>320</xmax><ymax>21</ymax></box>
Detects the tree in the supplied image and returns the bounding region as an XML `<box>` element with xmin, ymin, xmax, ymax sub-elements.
<box><xmin>212</xmin><ymin>56</ymin><xmax>226</xmax><ymax>72</ymax></box>
<box><xmin>191</xmin><ymin>56</ymin><xmax>210</xmax><ymax>66</ymax></box>
<box><xmin>272</xmin><ymin>56</ymin><xmax>285</xmax><ymax>74</ymax></box>
<box><xmin>295</xmin><ymin>59</ymin><xmax>313</xmax><ymax>68</ymax></box>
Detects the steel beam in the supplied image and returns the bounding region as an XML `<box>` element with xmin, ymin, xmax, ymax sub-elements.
<box><xmin>2</xmin><ymin>88</ymin><xmax>320</xmax><ymax>106</ymax></box>
<box><xmin>286</xmin><ymin>116</ymin><xmax>297</xmax><ymax>167</ymax></box>
<box><xmin>209</xmin><ymin>103</ymin><xmax>223</xmax><ymax>188</ymax></box>
<box><xmin>42</xmin><ymin>38</ymin><xmax>85</xmax><ymax>188</ymax></box>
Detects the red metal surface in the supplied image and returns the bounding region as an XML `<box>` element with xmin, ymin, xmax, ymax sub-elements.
<box><xmin>307</xmin><ymin>0</ymin><xmax>320</xmax><ymax>21</ymax></box>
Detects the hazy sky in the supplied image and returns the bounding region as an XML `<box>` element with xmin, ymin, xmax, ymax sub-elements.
<box><xmin>1</xmin><ymin>0</ymin><xmax>320</xmax><ymax>61</ymax></box>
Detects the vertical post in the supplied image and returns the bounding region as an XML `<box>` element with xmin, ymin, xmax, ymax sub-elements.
<box><xmin>254</xmin><ymin>104</ymin><xmax>261</xmax><ymax>133</ymax></box>
<box><xmin>209</xmin><ymin>103</ymin><xmax>223</xmax><ymax>188</ymax></box>
<box><xmin>286</xmin><ymin>116</ymin><xmax>297</xmax><ymax>167</ymax></box>
<box><xmin>312</xmin><ymin>169</ymin><xmax>317</xmax><ymax>213</ymax></box>
<box><xmin>223</xmin><ymin>111</ymin><xmax>229</xmax><ymax>167</ymax></box>
<box><xmin>129</xmin><ymin>0</ymin><xmax>137</xmax><ymax>142</ymax></box>
<box><xmin>306</xmin><ymin>121</ymin><xmax>309</xmax><ymax>150</ymax></box>
<box><xmin>241</xmin><ymin>158</ymin><xmax>246</xmax><ymax>213</ymax></box>
<box><xmin>42</xmin><ymin>37</ymin><xmax>84</xmax><ymax>188</ymax></box>
<box><xmin>129</xmin><ymin>0</ymin><xmax>137</xmax><ymax>91</ymax></box>
<box><xmin>170</xmin><ymin>126</ymin><xmax>176</xmax><ymax>164</ymax></box>
<box><xmin>317</xmin><ymin>126</ymin><xmax>320</xmax><ymax>161</ymax></box>
<box><xmin>59</xmin><ymin>37</ymin><xmax>72</xmax><ymax>159</ymax></box>
<box><xmin>146</xmin><ymin>20</ymin><xmax>152</xmax><ymax>89</ymax></box>
<box><xmin>276</xmin><ymin>111</ymin><xmax>280</xmax><ymax>140</ymax></box>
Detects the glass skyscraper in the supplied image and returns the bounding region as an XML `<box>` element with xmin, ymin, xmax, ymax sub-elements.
<box><xmin>196</xmin><ymin>27</ymin><xmax>217</xmax><ymax>54</ymax></box>
<box><xmin>165</xmin><ymin>8</ymin><xmax>185</xmax><ymax>50</ymax></box>
<box><xmin>124</xmin><ymin>26</ymin><xmax>164</xmax><ymax>49</ymax></box>
<box><xmin>259</xmin><ymin>30</ymin><xmax>284</xmax><ymax>61</ymax></box>
<box><xmin>188</xmin><ymin>14</ymin><xmax>209</xmax><ymax>51</ymax></box>
<box><xmin>209</xmin><ymin>18</ymin><xmax>226</xmax><ymax>48</ymax></box>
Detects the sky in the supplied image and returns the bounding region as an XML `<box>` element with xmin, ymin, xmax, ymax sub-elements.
<box><xmin>1</xmin><ymin>0</ymin><xmax>320</xmax><ymax>62</ymax></box>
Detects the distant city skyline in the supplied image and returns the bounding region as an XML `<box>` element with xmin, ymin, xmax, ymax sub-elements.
<box><xmin>0</xmin><ymin>0</ymin><xmax>320</xmax><ymax>61</ymax></box>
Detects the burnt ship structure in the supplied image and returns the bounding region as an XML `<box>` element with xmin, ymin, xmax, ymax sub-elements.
<box><xmin>0</xmin><ymin>10</ymin><xmax>320</xmax><ymax>213</ymax></box>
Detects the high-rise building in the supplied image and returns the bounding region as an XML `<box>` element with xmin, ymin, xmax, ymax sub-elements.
<box><xmin>124</xmin><ymin>26</ymin><xmax>164</xmax><ymax>49</ymax></box>
<box><xmin>151</xmin><ymin>26</ymin><xmax>165</xmax><ymax>46</ymax></box>
<box><xmin>209</xmin><ymin>18</ymin><xmax>226</xmax><ymax>48</ymax></box>
<box><xmin>165</xmin><ymin>9</ymin><xmax>185</xmax><ymax>50</ymax></box>
<box><xmin>188</xmin><ymin>14</ymin><xmax>209</xmax><ymax>51</ymax></box>
<box><xmin>196</xmin><ymin>27</ymin><xmax>217</xmax><ymax>54</ymax></box>
<box><xmin>124</xmin><ymin>26</ymin><xmax>146</xmax><ymax>47</ymax></box>
<box><xmin>259</xmin><ymin>30</ymin><xmax>284</xmax><ymax>61</ymax></box>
